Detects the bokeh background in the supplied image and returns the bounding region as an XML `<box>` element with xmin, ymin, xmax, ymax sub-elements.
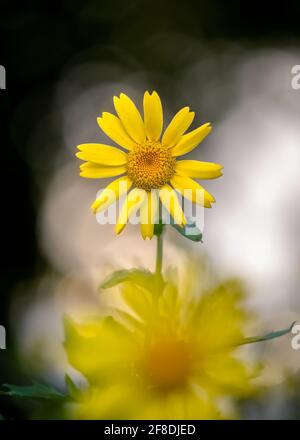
<box><xmin>1</xmin><ymin>0</ymin><xmax>300</xmax><ymax>419</ymax></box>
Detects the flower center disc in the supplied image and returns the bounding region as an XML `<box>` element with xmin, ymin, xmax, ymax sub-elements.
<box><xmin>142</xmin><ymin>338</ymin><xmax>192</xmax><ymax>390</ymax></box>
<box><xmin>127</xmin><ymin>141</ymin><xmax>176</xmax><ymax>191</ymax></box>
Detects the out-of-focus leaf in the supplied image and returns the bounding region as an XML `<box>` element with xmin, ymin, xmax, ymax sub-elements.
<box><xmin>241</xmin><ymin>322</ymin><xmax>296</xmax><ymax>345</ymax></box>
<box><xmin>100</xmin><ymin>269</ymin><xmax>156</xmax><ymax>290</ymax></box>
<box><xmin>65</xmin><ymin>374</ymin><xmax>82</xmax><ymax>400</ymax></box>
<box><xmin>1</xmin><ymin>382</ymin><xmax>66</xmax><ymax>400</ymax></box>
<box><xmin>170</xmin><ymin>218</ymin><xmax>203</xmax><ymax>242</ymax></box>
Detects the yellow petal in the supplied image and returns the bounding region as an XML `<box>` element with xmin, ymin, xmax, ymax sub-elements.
<box><xmin>190</xmin><ymin>280</ymin><xmax>246</xmax><ymax>352</ymax></box>
<box><xmin>64</xmin><ymin>317</ymin><xmax>137</xmax><ymax>386</ymax></box>
<box><xmin>143</xmin><ymin>91</ymin><xmax>163</xmax><ymax>141</ymax></box>
<box><xmin>171</xmin><ymin>174</ymin><xmax>215</xmax><ymax>208</ymax></box>
<box><xmin>203</xmin><ymin>354</ymin><xmax>253</xmax><ymax>395</ymax></box>
<box><xmin>97</xmin><ymin>112</ymin><xmax>136</xmax><ymax>150</ymax></box>
<box><xmin>172</xmin><ymin>122</ymin><xmax>212</xmax><ymax>156</ymax></box>
<box><xmin>159</xmin><ymin>184</ymin><xmax>186</xmax><ymax>226</ymax></box>
<box><xmin>113</xmin><ymin>93</ymin><xmax>146</xmax><ymax>143</ymax></box>
<box><xmin>79</xmin><ymin>162</ymin><xmax>126</xmax><ymax>179</ymax></box>
<box><xmin>162</xmin><ymin>107</ymin><xmax>194</xmax><ymax>148</ymax></box>
<box><xmin>91</xmin><ymin>176</ymin><xmax>132</xmax><ymax>214</ymax></box>
<box><xmin>121</xmin><ymin>282</ymin><xmax>154</xmax><ymax>323</ymax></box>
<box><xmin>76</xmin><ymin>144</ymin><xmax>127</xmax><ymax>166</ymax></box>
<box><xmin>140</xmin><ymin>190</ymin><xmax>159</xmax><ymax>240</ymax></box>
<box><xmin>115</xmin><ymin>188</ymin><xmax>146</xmax><ymax>235</ymax></box>
<box><xmin>176</xmin><ymin>160</ymin><xmax>223</xmax><ymax>179</ymax></box>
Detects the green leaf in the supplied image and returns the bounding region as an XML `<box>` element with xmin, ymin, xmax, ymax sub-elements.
<box><xmin>100</xmin><ymin>269</ymin><xmax>156</xmax><ymax>290</ymax></box>
<box><xmin>170</xmin><ymin>218</ymin><xmax>203</xmax><ymax>242</ymax></box>
<box><xmin>241</xmin><ymin>321</ymin><xmax>296</xmax><ymax>345</ymax></box>
<box><xmin>65</xmin><ymin>374</ymin><xmax>81</xmax><ymax>400</ymax></box>
<box><xmin>1</xmin><ymin>382</ymin><xmax>66</xmax><ymax>400</ymax></box>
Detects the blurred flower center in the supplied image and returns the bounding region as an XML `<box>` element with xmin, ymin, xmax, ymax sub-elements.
<box><xmin>127</xmin><ymin>141</ymin><xmax>176</xmax><ymax>191</ymax></box>
<box><xmin>141</xmin><ymin>338</ymin><xmax>192</xmax><ymax>390</ymax></box>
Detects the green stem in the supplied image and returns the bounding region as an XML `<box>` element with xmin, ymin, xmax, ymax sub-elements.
<box><xmin>155</xmin><ymin>228</ymin><xmax>163</xmax><ymax>279</ymax></box>
<box><xmin>154</xmin><ymin>214</ymin><xmax>165</xmax><ymax>297</ymax></box>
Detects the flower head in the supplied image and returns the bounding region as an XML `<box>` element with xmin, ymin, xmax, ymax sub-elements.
<box><xmin>64</xmin><ymin>266</ymin><xmax>258</xmax><ymax>419</ymax></box>
<box><xmin>76</xmin><ymin>92</ymin><xmax>223</xmax><ymax>238</ymax></box>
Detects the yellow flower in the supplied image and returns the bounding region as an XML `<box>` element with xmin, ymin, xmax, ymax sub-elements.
<box><xmin>76</xmin><ymin>91</ymin><xmax>223</xmax><ymax>239</ymax></box>
<box><xmin>64</xmin><ymin>268</ymin><xmax>258</xmax><ymax>419</ymax></box>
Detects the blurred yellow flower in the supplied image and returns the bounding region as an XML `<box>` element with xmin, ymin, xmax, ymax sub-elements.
<box><xmin>76</xmin><ymin>91</ymin><xmax>223</xmax><ymax>239</ymax></box>
<box><xmin>64</xmin><ymin>269</ymin><xmax>258</xmax><ymax>419</ymax></box>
